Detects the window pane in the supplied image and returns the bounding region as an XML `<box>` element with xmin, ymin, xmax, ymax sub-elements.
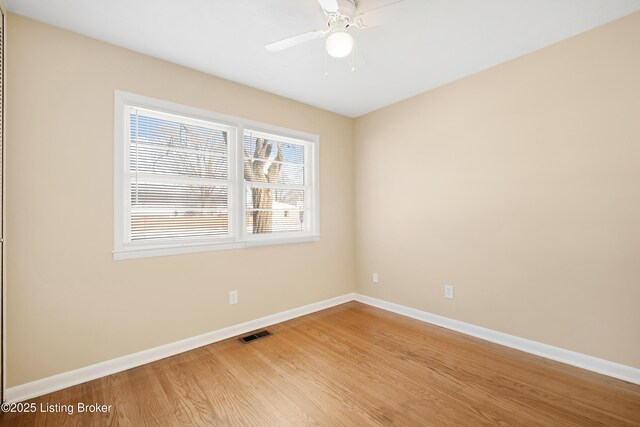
<box><xmin>130</xmin><ymin>182</ymin><xmax>228</xmax><ymax>240</ymax></box>
<box><xmin>130</xmin><ymin>112</ymin><xmax>228</xmax><ymax>180</ymax></box>
<box><xmin>242</xmin><ymin>131</ymin><xmax>310</xmax><ymax>236</ymax></box>
<box><xmin>246</xmin><ymin>210</ymin><xmax>306</xmax><ymax>234</ymax></box>
<box><xmin>244</xmin><ymin>134</ymin><xmax>304</xmax><ymax>164</ymax></box>
<box><xmin>245</xmin><ymin>187</ymin><xmax>304</xmax><ymax>210</ymax></box>
<box><xmin>244</xmin><ymin>160</ymin><xmax>304</xmax><ymax>185</ymax></box>
<box><xmin>132</xmin><ymin>182</ymin><xmax>228</xmax><ymax>209</ymax></box>
<box><xmin>131</xmin><ymin>143</ymin><xmax>227</xmax><ymax>180</ymax></box>
<box><xmin>132</xmin><ymin>113</ymin><xmax>227</xmax><ymax>155</ymax></box>
<box><xmin>131</xmin><ymin>212</ymin><xmax>229</xmax><ymax>241</ymax></box>
<box><xmin>245</xmin><ymin>187</ymin><xmax>305</xmax><ymax>234</ymax></box>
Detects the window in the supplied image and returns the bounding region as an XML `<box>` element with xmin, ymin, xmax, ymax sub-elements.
<box><xmin>243</xmin><ymin>131</ymin><xmax>310</xmax><ymax>236</ymax></box>
<box><xmin>114</xmin><ymin>91</ymin><xmax>319</xmax><ymax>259</ymax></box>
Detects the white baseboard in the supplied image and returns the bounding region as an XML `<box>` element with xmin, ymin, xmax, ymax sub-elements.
<box><xmin>354</xmin><ymin>294</ymin><xmax>640</xmax><ymax>386</ymax></box>
<box><xmin>5</xmin><ymin>293</ymin><xmax>356</xmax><ymax>403</ymax></box>
<box><xmin>7</xmin><ymin>291</ymin><xmax>638</xmax><ymax>403</ymax></box>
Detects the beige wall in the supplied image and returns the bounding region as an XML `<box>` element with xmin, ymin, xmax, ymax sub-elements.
<box><xmin>5</xmin><ymin>15</ymin><xmax>354</xmax><ymax>387</ymax></box>
<box><xmin>354</xmin><ymin>12</ymin><xmax>640</xmax><ymax>368</ymax></box>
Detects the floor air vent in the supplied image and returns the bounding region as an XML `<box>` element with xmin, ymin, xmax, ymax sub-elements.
<box><xmin>240</xmin><ymin>330</ymin><xmax>271</xmax><ymax>343</ymax></box>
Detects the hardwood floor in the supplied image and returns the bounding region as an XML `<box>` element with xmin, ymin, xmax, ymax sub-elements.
<box><xmin>2</xmin><ymin>302</ymin><xmax>639</xmax><ymax>426</ymax></box>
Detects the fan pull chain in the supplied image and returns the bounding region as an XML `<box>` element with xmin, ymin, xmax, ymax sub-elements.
<box><xmin>351</xmin><ymin>40</ymin><xmax>357</xmax><ymax>72</ymax></box>
<box><xmin>324</xmin><ymin>46</ymin><xmax>329</xmax><ymax>77</ymax></box>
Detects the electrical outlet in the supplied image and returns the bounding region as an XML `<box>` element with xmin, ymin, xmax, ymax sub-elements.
<box><xmin>444</xmin><ymin>284</ymin><xmax>454</xmax><ymax>299</ymax></box>
<box><xmin>229</xmin><ymin>290</ymin><xmax>238</xmax><ymax>305</ymax></box>
<box><xmin>373</xmin><ymin>272</ymin><xmax>379</xmax><ymax>284</ymax></box>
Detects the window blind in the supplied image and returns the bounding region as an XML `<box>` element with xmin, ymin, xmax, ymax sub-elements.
<box><xmin>243</xmin><ymin>131</ymin><xmax>309</xmax><ymax>234</ymax></box>
<box><xmin>127</xmin><ymin>107</ymin><xmax>231</xmax><ymax>241</ymax></box>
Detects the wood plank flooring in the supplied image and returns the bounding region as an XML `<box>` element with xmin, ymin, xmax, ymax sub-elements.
<box><xmin>1</xmin><ymin>302</ymin><xmax>639</xmax><ymax>426</ymax></box>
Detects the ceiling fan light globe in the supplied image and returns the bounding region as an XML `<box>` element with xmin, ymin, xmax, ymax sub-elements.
<box><xmin>326</xmin><ymin>32</ymin><xmax>354</xmax><ymax>58</ymax></box>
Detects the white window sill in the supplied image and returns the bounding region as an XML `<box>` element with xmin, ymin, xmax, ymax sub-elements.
<box><xmin>245</xmin><ymin>235</ymin><xmax>320</xmax><ymax>248</ymax></box>
<box><xmin>113</xmin><ymin>235</ymin><xmax>320</xmax><ymax>260</ymax></box>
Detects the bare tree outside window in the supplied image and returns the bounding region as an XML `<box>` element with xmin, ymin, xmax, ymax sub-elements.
<box><xmin>243</xmin><ymin>138</ymin><xmax>283</xmax><ymax>233</ymax></box>
<box><xmin>163</xmin><ymin>124</ymin><xmax>228</xmax><ymax>216</ymax></box>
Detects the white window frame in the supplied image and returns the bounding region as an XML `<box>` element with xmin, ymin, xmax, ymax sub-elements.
<box><xmin>114</xmin><ymin>91</ymin><xmax>320</xmax><ymax>260</ymax></box>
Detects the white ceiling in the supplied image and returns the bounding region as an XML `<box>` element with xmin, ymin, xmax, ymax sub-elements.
<box><xmin>7</xmin><ymin>0</ymin><xmax>640</xmax><ymax>117</ymax></box>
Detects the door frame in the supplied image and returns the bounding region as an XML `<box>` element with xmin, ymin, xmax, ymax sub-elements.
<box><xmin>0</xmin><ymin>0</ymin><xmax>6</xmax><ymax>403</ymax></box>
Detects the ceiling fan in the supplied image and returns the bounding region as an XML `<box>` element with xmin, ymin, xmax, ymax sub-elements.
<box><xmin>265</xmin><ymin>0</ymin><xmax>404</xmax><ymax>58</ymax></box>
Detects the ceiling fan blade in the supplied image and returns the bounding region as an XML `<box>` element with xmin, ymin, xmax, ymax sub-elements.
<box><xmin>317</xmin><ymin>0</ymin><xmax>340</xmax><ymax>14</ymax></box>
<box><xmin>355</xmin><ymin>0</ymin><xmax>405</xmax><ymax>27</ymax></box>
<box><xmin>358</xmin><ymin>0</ymin><xmax>404</xmax><ymax>14</ymax></box>
<box><xmin>265</xmin><ymin>30</ymin><xmax>326</xmax><ymax>52</ymax></box>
